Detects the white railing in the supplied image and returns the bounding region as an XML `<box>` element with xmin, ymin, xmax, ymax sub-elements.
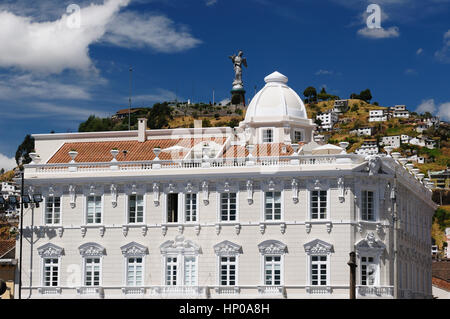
<box><xmin>215</xmin><ymin>286</ymin><xmax>240</xmax><ymax>295</ymax></box>
<box><xmin>306</xmin><ymin>286</ymin><xmax>332</xmax><ymax>294</ymax></box>
<box><xmin>357</xmin><ymin>286</ymin><xmax>394</xmax><ymax>297</ymax></box>
<box><xmin>122</xmin><ymin>287</ymin><xmax>146</xmax><ymax>295</ymax></box>
<box><xmin>77</xmin><ymin>286</ymin><xmax>104</xmax><ymax>296</ymax></box>
<box><xmin>152</xmin><ymin>286</ymin><xmax>208</xmax><ymax>297</ymax></box>
<box><xmin>38</xmin><ymin>287</ymin><xmax>61</xmax><ymax>295</ymax></box>
<box><xmin>27</xmin><ymin>154</ymin><xmax>363</xmax><ymax>175</ymax></box>
<box><xmin>257</xmin><ymin>285</ymin><xmax>285</xmax><ymax>296</ymax></box>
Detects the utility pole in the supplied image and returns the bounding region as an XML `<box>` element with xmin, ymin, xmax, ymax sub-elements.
<box><xmin>18</xmin><ymin>168</ymin><xmax>24</xmax><ymax>300</ymax></box>
<box><xmin>391</xmin><ymin>174</ymin><xmax>398</xmax><ymax>299</ymax></box>
<box><xmin>347</xmin><ymin>251</ymin><xmax>357</xmax><ymax>299</ymax></box>
<box><xmin>128</xmin><ymin>66</ymin><xmax>133</xmax><ymax>131</ymax></box>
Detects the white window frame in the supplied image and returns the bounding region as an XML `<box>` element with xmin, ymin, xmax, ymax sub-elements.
<box><xmin>359</xmin><ymin>255</ymin><xmax>380</xmax><ymax>286</ymax></box>
<box><xmin>263</xmin><ymin>255</ymin><xmax>283</xmax><ymax>286</ymax></box>
<box><xmin>357</xmin><ymin>186</ymin><xmax>379</xmax><ymax>223</ymax></box>
<box><xmin>126</xmin><ymin>257</ymin><xmax>144</xmax><ymax>287</ymax></box>
<box><xmin>42</xmin><ymin>257</ymin><xmax>60</xmax><ymax>287</ymax></box>
<box><xmin>126</xmin><ymin>194</ymin><xmax>146</xmax><ymax>225</ymax></box>
<box><xmin>263</xmin><ymin>191</ymin><xmax>283</xmax><ymax>222</ymax></box>
<box><xmin>309</xmin><ymin>189</ymin><xmax>329</xmax><ymax>221</ymax></box>
<box><xmin>120</xmin><ymin>242</ymin><xmax>148</xmax><ymax>288</ymax></box>
<box><xmin>165</xmin><ymin>256</ymin><xmax>179</xmax><ymax>286</ymax></box>
<box><xmin>304</xmin><ymin>239</ymin><xmax>333</xmax><ymax>291</ymax></box>
<box><xmin>85</xmin><ymin>195</ymin><xmax>103</xmax><ymax>225</ymax></box>
<box><xmin>310</xmin><ymin>255</ymin><xmax>329</xmax><ymax>286</ymax></box>
<box><xmin>44</xmin><ymin>195</ymin><xmax>62</xmax><ymax>226</ymax></box>
<box><xmin>262</xmin><ymin>128</ymin><xmax>274</xmax><ymax>143</ymax></box>
<box><xmin>218</xmin><ymin>192</ymin><xmax>239</xmax><ymax>223</ymax></box>
<box><xmin>38</xmin><ymin>243</ymin><xmax>64</xmax><ymax>290</ymax></box>
<box><xmin>214</xmin><ymin>241</ymin><xmax>242</xmax><ymax>287</ymax></box>
<box><xmin>218</xmin><ymin>256</ymin><xmax>238</xmax><ymax>286</ymax></box>
<box><xmin>83</xmin><ymin>257</ymin><xmax>102</xmax><ymax>287</ymax></box>
<box><xmin>163</xmin><ymin>255</ymin><xmax>198</xmax><ymax>286</ymax></box>
<box><xmin>258</xmin><ymin>240</ymin><xmax>287</xmax><ymax>287</ymax></box>
<box><xmin>360</xmin><ymin>190</ymin><xmax>376</xmax><ymax>222</ymax></box>
<box><xmin>184</xmin><ymin>192</ymin><xmax>198</xmax><ymax>223</ymax></box>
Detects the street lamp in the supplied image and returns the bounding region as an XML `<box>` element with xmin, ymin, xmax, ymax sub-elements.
<box><xmin>0</xmin><ymin>170</ymin><xmax>43</xmax><ymax>300</ymax></box>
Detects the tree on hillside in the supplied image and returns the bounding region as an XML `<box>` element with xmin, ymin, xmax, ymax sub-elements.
<box><xmin>303</xmin><ymin>86</ymin><xmax>317</xmax><ymax>103</ymax></box>
<box><xmin>350</xmin><ymin>93</ymin><xmax>360</xmax><ymax>99</ymax></box>
<box><xmin>147</xmin><ymin>102</ymin><xmax>173</xmax><ymax>129</ymax></box>
<box><xmin>15</xmin><ymin>134</ymin><xmax>35</xmax><ymax>166</ymax></box>
<box><xmin>359</xmin><ymin>89</ymin><xmax>372</xmax><ymax>103</ymax></box>
<box><xmin>79</xmin><ymin>115</ymin><xmax>114</xmax><ymax>132</ymax></box>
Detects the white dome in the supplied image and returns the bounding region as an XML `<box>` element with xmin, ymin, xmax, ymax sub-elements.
<box><xmin>244</xmin><ymin>71</ymin><xmax>308</xmax><ymax>123</ymax></box>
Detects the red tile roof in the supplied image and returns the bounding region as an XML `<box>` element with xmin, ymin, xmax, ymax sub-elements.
<box><xmin>47</xmin><ymin>137</ymin><xmax>228</xmax><ymax>163</ymax></box>
<box><xmin>0</xmin><ymin>240</ymin><xmax>15</xmax><ymax>258</ymax></box>
<box><xmin>222</xmin><ymin>143</ymin><xmax>301</xmax><ymax>158</ymax></box>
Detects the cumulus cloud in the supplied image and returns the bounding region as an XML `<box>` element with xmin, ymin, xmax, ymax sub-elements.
<box><xmin>0</xmin><ymin>153</ymin><xmax>16</xmax><ymax>171</ymax></box>
<box><xmin>0</xmin><ymin>0</ymin><xmax>130</xmax><ymax>74</ymax></box>
<box><xmin>416</xmin><ymin>99</ymin><xmax>450</xmax><ymax>121</ymax></box>
<box><xmin>357</xmin><ymin>26</ymin><xmax>400</xmax><ymax>39</ymax></box>
<box><xmin>435</xmin><ymin>30</ymin><xmax>450</xmax><ymax>63</ymax></box>
<box><xmin>103</xmin><ymin>11</ymin><xmax>202</xmax><ymax>52</ymax></box>
<box><xmin>205</xmin><ymin>0</ymin><xmax>218</xmax><ymax>6</ymax></box>
<box><xmin>133</xmin><ymin>89</ymin><xmax>179</xmax><ymax>105</ymax></box>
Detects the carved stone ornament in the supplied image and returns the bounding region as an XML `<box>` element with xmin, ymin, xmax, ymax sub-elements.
<box><xmin>69</xmin><ymin>185</ymin><xmax>76</xmax><ymax>208</ymax></box>
<box><xmin>235</xmin><ymin>224</ymin><xmax>241</xmax><ymax>235</ymax></box>
<box><xmin>153</xmin><ymin>183</ymin><xmax>160</xmax><ymax>207</ymax></box>
<box><xmin>258</xmin><ymin>240</ymin><xmax>287</xmax><ymax>255</ymax></box>
<box><xmin>280</xmin><ymin>223</ymin><xmax>286</xmax><ymax>234</ymax></box>
<box><xmin>214</xmin><ymin>240</ymin><xmax>242</xmax><ymax>256</ymax></box>
<box><xmin>57</xmin><ymin>227</ymin><xmax>64</xmax><ymax>238</ymax></box>
<box><xmin>161</xmin><ymin>225</ymin><xmax>168</xmax><ymax>236</ymax></box>
<box><xmin>202</xmin><ymin>181</ymin><xmax>209</xmax><ymax>206</ymax></box>
<box><xmin>195</xmin><ymin>225</ymin><xmax>201</xmax><ymax>236</ymax></box>
<box><xmin>246</xmin><ymin>180</ymin><xmax>253</xmax><ymax>205</ymax></box>
<box><xmin>337</xmin><ymin>177</ymin><xmax>345</xmax><ymax>203</ymax></box>
<box><xmin>81</xmin><ymin>226</ymin><xmax>87</xmax><ymax>237</ymax></box>
<box><xmin>160</xmin><ymin>235</ymin><xmax>201</xmax><ymax>256</ymax></box>
<box><xmin>355</xmin><ymin>232</ymin><xmax>386</xmax><ymax>258</ymax></box>
<box><xmin>99</xmin><ymin>226</ymin><xmax>106</xmax><ymax>237</ymax></box>
<box><xmin>168</xmin><ymin>183</ymin><xmax>176</xmax><ymax>193</ymax></box>
<box><xmin>292</xmin><ymin>179</ymin><xmax>299</xmax><ymax>204</ymax></box>
<box><xmin>303</xmin><ymin>239</ymin><xmax>333</xmax><ymax>256</ymax></box>
<box><xmin>215</xmin><ymin>224</ymin><xmax>221</xmax><ymax>235</ymax></box>
<box><xmin>178</xmin><ymin>225</ymin><xmax>184</xmax><ymax>234</ymax></box>
<box><xmin>326</xmin><ymin>222</ymin><xmax>333</xmax><ymax>233</ymax></box>
<box><xmin>38</xmin><ymin>243</ymin><xmax>64</xmax><ymax>258</ymax></box>
<box><xmin>110</xmin><ymin>184</ymin><xmax>118</xmax><ymax>208</ymax></box>
<box><xmin>185</xmin><ymin>182</ymin><xmax>194</xmax><ymax>193</ymax></box>
<box><xmin>268</xmin><ymin>180</ymin><xmax>276</xmax><ymax>191</ymax></box>
<box><xmin>224</xmin><ymin>182</ymin><xmax>231</xmax><ymax>193</ymax></box>
<box><xmin>79</xmin><ymin>242</ymin><xmax>106</xmax><ymax>257</ymax></box>
<box><xmin>366</xmin><ymin>155</ymin><xmax>381</xmax><ymax>176</ymax></box>
<box><xmin>305</xmin><ymin>222</ymin><xmax>312</xmax><ymax>234</ymax></box>
<box><xmin>259</xmin><ymin>223</ymin><xmax>266</xmax><ymax>235</ymax></box>
<box><xmin>141</xmin><ymin>226</ymin><xmax>148</xmax><ymax>236</ymax></box>
<box><xmin>120</xmin><ymin>242</ymin><xmax>149</xmax><ymax>257</ymax></box>
<box><xmin>122</xmin><ymin>225</ymin><xmax>129</xmax><ymax>237</ymax></box>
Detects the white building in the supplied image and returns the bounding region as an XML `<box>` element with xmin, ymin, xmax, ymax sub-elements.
<box><xmin>391</xmin><ymin>105</ymin><xmax>410</xmax><ymax>119</ymax></box>
<box><xmin>381</xmin><ymin>136</ymin><xmax>401</xmax><ymax>149</ymax></box>
<box><xmin>401</xmin><ymin>135</ymin><xmax>411</xmax><ymax>144</ymax></box>
<box><xmin>350</xmin><ymin>127</ymin><xmax>373</xmax><ymax>137</ymax></box>
<box><xmin>416</xmin><ymin>123</ymin><xmax>428</xmax><ymax>133</ymax></box>
<box><xmin>369</xmin><ymin>110</ymin><xmax>388</xmax><ymax>122</ymax></box>
<box><xmin>355</xmin><ymin>140</ymin><xmax>379</xmax><ymax>156</ymax></box>
<box><xmin>1</xmin><ymin>182</ymin><xmax>20</xmax><ymax>216</ymax></box>
<box><xmin>333</xmin><ymin>100</ymin><xmax>349</xmax><ymax>114</ymax></box>
<box><xmin>17</xmin><ymin>71</ymin><xmax>436</xmax><ymax>299</ymax></box>
<box><xmin>316</xmin><ymin>111</ymin><xmax>338</xmax><ymax>131</ymax></box>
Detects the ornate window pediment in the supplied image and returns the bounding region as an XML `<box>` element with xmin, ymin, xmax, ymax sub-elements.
<box><xmin>304</xmin><ymin>239</ymin><xmax>334</xmax><ymax>256</ymax></box>
<box><xmin>120</xmin><ymin>242</ymin><xmax>149</xmax><ymax>257</ymax></box>
<box><xmin>38</xmin><ymin>243</ymin><xmax>64</xmax><ymax>258</ymax></box>
<box><xmin>79</xmin><ymin>242</ymin><xmax>106</xmax><ymax>257</ymax></box>
<box><xmin>355</xmin><ymin>233</ymin><xmax>386</xmax><ymax>257</ymax></box>
<box><xmin>258</xmin><ymin>240</ymin><xmax>287</xmax><ymax>255</ymax></box>
<box><xmin>214</xmin><ymin>240</ymin><xmax>242</xmax><ymax>256</ymax></box>
<box><xmin>160</xmin><ymin>235</ymin><xmax>201</xmax><ymax>256</ymax></box>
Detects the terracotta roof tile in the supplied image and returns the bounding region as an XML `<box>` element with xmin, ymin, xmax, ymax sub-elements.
<box><xmin>222</xmin><ymin>143</ymin><xmax>303</xmax><ymax>158</ymax></box>
<box><xmin>0</xmin><ymin>240</ymin><xmax>15</xmax><ymax>258</ymax></box>
<box><xmin>48</xmin><ymin>137</ymin><xmax>228</xmax><ymax>163</ymax></box>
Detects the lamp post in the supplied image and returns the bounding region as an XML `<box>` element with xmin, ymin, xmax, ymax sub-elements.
<box><xmin>1</xmin><ymin>168</ymin><xmax>43</xmax><ymax>299</ymax></box>
<box><xmin>347</xmin><ymin>251</ymin><xmax>357</xmax><ymax>299</ymax></box>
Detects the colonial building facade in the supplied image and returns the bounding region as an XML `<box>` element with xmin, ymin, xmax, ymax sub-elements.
<box><xmin>17</xmin><ymin>72</ymin><xmax>436</xmax><ymax>299</ymax></box>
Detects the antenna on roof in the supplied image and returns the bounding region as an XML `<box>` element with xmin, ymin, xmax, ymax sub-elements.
<box><xmin>128</xmin><ymin>66</ymin><xmax>133</xmax><ymax>131</ymax></box>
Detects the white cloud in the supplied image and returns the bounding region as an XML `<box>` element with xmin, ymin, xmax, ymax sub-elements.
<box><xmin>205</xmin><ymin>0</ymin><xmax>218</xmax><ymax>6</ymax></box>
<box><xmin>0</xmin><ymin>153</ymin><xmax>16</xmax><ymax>171</ymax></box>
<box><xmin>435</xmin><ymin>30</ymin><xmax>450</xmax><ymax>63</ymax></box>
<box><xmin>416</xmin><ymin>48</ymin><xmax>423</xmax><ymax>55</ymax></box>
<box><xmin>0</xmin><ymin>0</ymin><xmax>130</xmax><ymax>74</ymax></box>
<box><xmin>357</xmin><ymin>26</ymin><xmax>400</xmax><ymax>39</ymax></box>
<box><xmin>404</xmin><ymin>68</ymin><xmax>417</xmax><ymax>75</ymax></box>
<box><xmin>416</xmin><ymin>99</ymin><xmax>450</xmax><ymax>121</ymax></box>
<box><xmin>103</xmin><ymin>12</ymin><xmax>201</xmax><ymax>52</ymax></box>
<box><xmin>133</xmin><ymin>89</ymin><xmax>179</xmax><ymax>105</ymax></box>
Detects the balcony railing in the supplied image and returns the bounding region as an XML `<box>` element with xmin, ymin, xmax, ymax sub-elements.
<box><xmin>26</xmin><ymin>154</ymin><xmax>363</xmax><ymax>175</ymax></box>
<box><xmin>257</xmin><ymin>285</ymin><xmax>286</xmax><ymax>297</ymax></box>
<box><xmin>122</xmin><ymin>287</ymin><xmax>146</xmax><ymax>295</ymax></box>
<box><xmin>305</xmin><ymin>286</ymin><xmax>332</xmax><ymax>294</ymax></box>
<box><xmin>152</xmin><ymin>286</ymin><xmax>208</xmax><ymax>297</ymax></box>
<box><xmin>357</xmin><ymin>286</ymin><xmax>394</xmax><ymax>297</ymax></box>
<box><xmin>215</xmin><ymin>286</ymin><xmax>240</xmax><ymax>295</ymax></box>
<box><xmin>38</xmin><ymin>287</ymin><xmax>61</xmax><ymax>295</ymax></box>
<box><xmin>76</xmin><ymin>286</ymin><xmax>104</xmax><ymax>296</ymax></box>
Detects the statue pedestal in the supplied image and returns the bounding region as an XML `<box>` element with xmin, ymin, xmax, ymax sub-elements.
<box><xmin>231</xmin><ymin>88</ymin><xmax>246</xmax><ymax>106</ymax></box>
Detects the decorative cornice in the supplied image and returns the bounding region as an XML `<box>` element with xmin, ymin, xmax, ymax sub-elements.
<box><xmin>160</xmin><ymin>235</ymin><xmax>201</xmax><ymax>256</ymax></box>
<box><xmin>213</xmin><ymin>240</ymin><xmax>242</xmax><ymax>256</ymax></box>
<box><xmin>258</xmin><ymin>240</ymin><xmax>287</xmax><ymax>255</ymax></box>
<box><xmin>304</xmin><ymin>239</ymin><xmax>333</xmax><ymax>256</ymax></box>
<box><xmin>79</xmin><ymin>242</ymin><xmax>106</xmax><ymax>257</ymax></box>
<box><xmin>120</xmin><ymin>242</ymin><xmax>149</xmax><ymax>257</ymax></box>
<box><xmin>37</xmin><ymin>243</ymin><xmax>64</xmax><ymax>258</ymax></box>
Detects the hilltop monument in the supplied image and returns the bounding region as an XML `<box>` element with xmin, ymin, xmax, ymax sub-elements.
<box><xmin>229</xmin><ymin>50</ymin><xmax>247</xmax><ymax>106</ymax></box>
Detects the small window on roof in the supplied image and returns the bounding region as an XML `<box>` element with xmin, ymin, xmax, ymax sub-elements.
<box><xmin>263</xmin><ymin>129</ymin><xmax>273</xmax><ymax>143</ymax></box>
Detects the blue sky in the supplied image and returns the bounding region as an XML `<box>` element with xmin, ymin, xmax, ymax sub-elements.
<box><xmin>0</xmin><ymin>0</ymin><xmax>449</xmax><ymax>169</ymax></box>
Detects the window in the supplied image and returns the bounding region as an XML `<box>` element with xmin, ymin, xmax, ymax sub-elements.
<box><xmin>311</xmin><ymin>256</ymin><xmax>327</xmax><ymax>286</ymax></box>
<box><xmin>263</xmin><ymin>129</ymin><xmax>273</xmax><ymax>143</ymax></box>
<box><xmin>220</xmin><ymin>256</ymin><xmax>237</xmax><ymax>286</ymax></box>
<box><xmin>165</xmin><ymin>257</ymin><xmax>177</xmax><ymax>286</ymax></box>
<box><xmin>128</xmin><ymin>195</ymin><xmax>144</xmax><ymax>224</ymax></box>
<box><xmin>127</xmin><ymin>257</ymin><xmax>143</xmax><ymax>286</ymax></box>
<box><xmin>360</xmin><ymin>256</ymin><xmax>377</xmax><ymax>286</ymax></box>
<box><xmin>294</xmin><ymin>131</ymin><xmax>303</xmax><ymax>143</ymax></box>
<box><xmin>264</xmin><ymin>256</ymin><xmax>281</xmax><ymax>286</ymax></box>
<box><xmin>361</xmin><ymin>191</ymin><xmax>375</xmax><ymax>221</ymax></box>
<box><xmin>220</xmin><ymin>193</ymin><xmax>237</xmax><ymax>222</ymax></box>
<box><xmin>84</xmin><ymin>258</ymin><xmax>101</xmax><ymax>286</ymax></box>
<box><xmin>45</xmin><ymin>196</ymin><xmax>61</xmax><ymax>224</ymax></box>
<box><xmin>265</xmin><ymin>192</ymin><xmax>281</xmax><ymax>221</ymax></box>
<box><xmin>167</xmin><ymin>193</ymin><xmax>178</xmax><ymax>223</ymax></box>
<box><xmin>43</xmin><ymin>258</ymin><xmax>59</xmax><ymax>287</ymax></box>
<box><xmin>184</xmin><ymin>256</ymin><xmax>197</xmax><ymax>286</ymax></box>
<box><xmin>86</xmin><ymin>196</ymin><xmax>102</xmax><ymax>224</ymax></box>
<box><xmin>185</xmin><ymin>193</ymin><xmax>197</xmax><ymax>222</ymax></box>
<box><xmin>311</xmin><ymin>190</ymin><xmax>327</xmax><ymax>220</ymax></box>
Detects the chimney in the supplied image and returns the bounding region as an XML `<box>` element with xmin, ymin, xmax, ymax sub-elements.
<box><xmin>138</xmin><ymin>118</ymin><xmax>147</xmax><ymax>142</ymax></box>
